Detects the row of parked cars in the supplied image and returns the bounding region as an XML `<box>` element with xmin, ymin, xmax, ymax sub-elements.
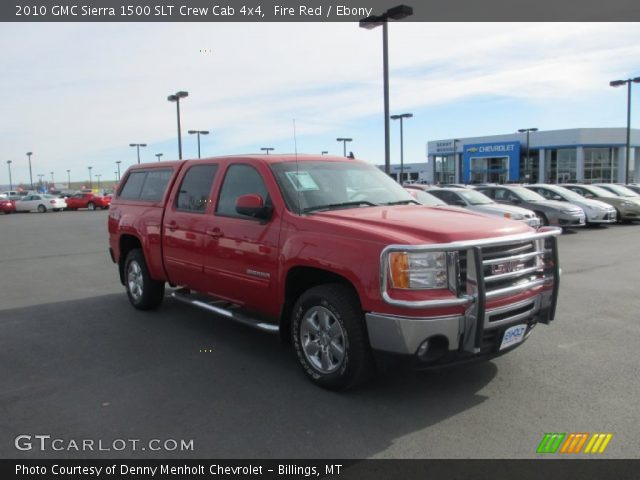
<box><xmin>404</xmin><ymin>182</ymin><xmax>640</xmax><ymax>228</ymax></box>
<box><xmin>0</xmin><ymin>190</ymin><xmax>112</xmax><ymax>214</ymax></box>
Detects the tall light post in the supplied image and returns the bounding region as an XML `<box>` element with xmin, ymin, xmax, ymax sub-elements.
<box><xmin>26</xmin><ymin>152</ymin><xmax>34</xmax><ymax>189</ymax></box>
<box><xmin>610</xmin><ymin>77</ymin><xmax>640</xmax><ymax>184</ymax></box>
<box><xmin>261</xmin><ymin>147</ymin><xmax>274</xmax><ymax>155</ymax></box>
<box><xmin>188</xmin><ymin>130</ymin><xmax>210</xmax><ymax>158</ymax></box>
<box><xmin>336</xmin><ymin>138</ymin><xmax>352</xmax><ymax>157</ymax></box>
<box><xmin>167</xmin><ymin>90</ymin><xmax>189</xmax><ymax>159</ymax></box>
<box><xmin>129</xmin><ymin>143</ymin><xmax>147</xmax><ymax>164</ymax></box>
<box><xmin>88</xmin><ymin>166</ymin><xmax>93</xmax><ymax>190</ymax></box>
<box><xmin>518</xmin><ymin>128</ymin><xmax>538</xmax><ymax>182</ymax></box>
<box><xmin>50</xmin><ymin>171</ymin><xmax>55</xmax><ymax>185</ymax></box>
<box><xmin>96</xmin><ymin>174</ymin><xmax>102</xmax><ymax>190</ymax></box>
<box><xmin>360</xmin><ymin>5</ymin><xmax>413</xmax><ymax>175</ymax></box>
<box><xmin>390</xmin><ymin>113</ymin><xmax>413</xmax><ymax>183</ymax></box>
<box><xmin>116</xmin><ymin>161</ymin><xmax>122</xmax><ymax>182</ymax></box>
<box><xmin>66</xmin><ymin>169</ymin><xmax>71</xmax><ymax>188</ymax></box>
<box><xmin>6</xmin><ymin>160</ymin><xmax>12</xmax><ymax>190</ymax></box>
<box><xmin>155</xmin><ymin>153</ymin><xmax>163</xmax><ymax>162</ymax></box>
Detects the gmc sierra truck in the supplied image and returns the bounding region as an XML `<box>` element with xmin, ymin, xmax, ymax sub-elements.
<box><xmin>108</xmin><ymin>155</ymin><xmax>561</xmax><ymax>390</ymax></box>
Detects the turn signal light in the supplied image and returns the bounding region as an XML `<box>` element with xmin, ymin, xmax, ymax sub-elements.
<box><xmin>389</xmin><ymin>252</ymin><xmax>409</xmax><ymax>289</ymax></box>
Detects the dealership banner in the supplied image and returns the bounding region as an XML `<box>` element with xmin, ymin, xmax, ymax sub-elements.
<box><xmin>4</xmin><ymin>459</ymin><xmax>640</xmax><ymax>479</ymax></box>
<box><xmin>2</xmin><ymin>0</ymin><xmax>640</xmax><ymax>22</ymax></box>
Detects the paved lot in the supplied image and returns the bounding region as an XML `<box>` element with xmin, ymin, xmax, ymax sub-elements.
<box><xmin>1</xmin><ymin>211</ymin><xmax>639</xmax><ymax>459</ymax></box>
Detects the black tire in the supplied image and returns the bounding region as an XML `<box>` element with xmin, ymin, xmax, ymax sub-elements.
<box><xmin>124</xmin><ymin>249</ymin><xmax>165</xmax><ymax>310</ymax></box>
<box><xmin>37</xmin><ymin>204</ymin><xmax>46</xmax><ymax>213</ymax></box>
<box><xmin>292</xmin><ymin>284</ymin><xmax>374</xmax><ymax>390</ymax></box>
<box><xmin>535</xmin><ymin>211</ymin><xmax>549</xmax><ymax>227</ymax></box>
<box><xmin>87</xmin><ymin>202</ymin><xmax>96</xmax><ymax>211</ymax></box>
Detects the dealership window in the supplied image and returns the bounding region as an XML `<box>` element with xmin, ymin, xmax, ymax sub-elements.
<box><xmin>545</xmin><ymin>149</ymin><xmax>577</xmax><ymax>184</ymax></box>
<box><xmin>519</xmin><ymin>150</ymin><xmax>539</xmax><ymax>183</ymax></box>
<box><xmin>583</xmin><ymin>147</ymin><xmax>618</xmax><ymax>183</ymax></box>
<box><xmin>434</xmin><ymin>154</ymin><xmax>455</xmax><ymax>184</ymax></box>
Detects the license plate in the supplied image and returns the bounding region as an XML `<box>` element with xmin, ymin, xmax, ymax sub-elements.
<box><xmin>499</xmin><ymin>324</ymin><xmax>528</xmax><ymax>350</ymax></box>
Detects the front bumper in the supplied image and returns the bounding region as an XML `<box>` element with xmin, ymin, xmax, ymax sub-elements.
<box><xmin>366</xmin><ymin>291</ymin><xmax>553</xmax><ymax>363</ymax></box>
<box><xmin>586</xmin><ymin>210</ymin><xmax>617</xmax><ymax>224</ymax></box>
<box><xmin>554</xmin><ymin>212</ymin><xmax>586</xmax><ymax>227</ymax></box>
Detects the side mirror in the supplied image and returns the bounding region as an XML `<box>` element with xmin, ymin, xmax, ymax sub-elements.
<box><xmin>235</xmin><ymin>194</ymin><xmax>271</xmax><ymax>220</ymax></box>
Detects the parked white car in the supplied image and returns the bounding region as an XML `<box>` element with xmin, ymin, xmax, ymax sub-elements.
<box><xmin>429</xmin><ymin>187</ymin><xmax>541</xmax><ymax>228</ymax></box>
<box><xmin>526</xmin><ymin>184</ymin><xmax>617</xmax><ymax>225</ymax></box>
<box><xmin>15</xmin><ymin>194</ymin><xmax>67</xmax><ymax>213</ymax></box>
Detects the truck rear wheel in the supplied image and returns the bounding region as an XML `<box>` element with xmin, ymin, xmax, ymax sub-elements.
<box><xmin>124</xmin><ymin>249</ymin><xmax>165</xmax><ymax>310</ymax></box>
<box><xmin>292</xmin><ymin>284</ymin><xmax>373</xmax><ymax>390</ymax></box>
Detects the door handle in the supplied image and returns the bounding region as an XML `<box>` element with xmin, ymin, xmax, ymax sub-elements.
<box><xmin>167</xmin><ymin>221</ymin><xmax>178</xmax><ymax>232</ymax></box>
<box><xmin>206</xmin><ymin>227</ymin><xmax>223</xmax><ymax>239</ymax></box>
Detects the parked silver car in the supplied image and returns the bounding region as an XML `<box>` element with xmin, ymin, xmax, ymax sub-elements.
<box><xmin>525</xmin><ymin>184</ymin><xmax>617</xmax><ymax>225</ymax></box>
<box><xmin>476</xmin><ymin>185</ymin><xmax>585</xmax><ymax>228</ymax></box>
<box><xmin>429</xmin><ymin>187</ymin><xmax>540</xmax><ymax>228</ymax></box>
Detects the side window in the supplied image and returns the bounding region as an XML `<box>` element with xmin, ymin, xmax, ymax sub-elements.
<box><xmin>176</xmin><ymin>164</ymin><xmax>219</xmax><ymax>213</ymax></box>
<box><xmin>140</xmin><ymin>169</ymin><xmax>173</xmax><ymax>202</ymax></box>
<box><xmin>479</xmin><ymin>189</ymin><xmax>494</xmax><ymax>199</ymax></box>
<box><xmin>216</xmin><ymin>164</ymin><xmax>269</xmax><ymax>219</ymax></box>
<box><xmin>492</xmin><ymin>189</ymin><xmax>507</xmax><ymax>200</ymax></box>
<box><xmin>119</xmin><ymin>172</ymin><xmax>147</xmax><ymax>200</ymax></box>
<box><xmin>507</xmin><ymin>191</ymin><xmax>520</xmax><ymax>202</ymax></box>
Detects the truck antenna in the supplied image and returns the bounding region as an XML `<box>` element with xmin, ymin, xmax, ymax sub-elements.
<box><xmin>293</xmin><ymin>118</ymin><xmax>301</xmax><ymax>214</ymax></box>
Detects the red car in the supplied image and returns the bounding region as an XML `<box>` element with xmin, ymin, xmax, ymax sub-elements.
<box><xmin>65</xmin><ymin>192</ymin><xmax>111</xmax><ymax>211</ymax></box>
<box><xmin>0</xmin><ymin>198</ymin><xmax>16</xmax><ymax>214</ymax></box>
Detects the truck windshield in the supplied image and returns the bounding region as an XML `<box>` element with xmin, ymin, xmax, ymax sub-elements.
<box><xmin>271</xmin><ymin>160</ymin><xmax>415</xmax><ymax>214</ymax></box>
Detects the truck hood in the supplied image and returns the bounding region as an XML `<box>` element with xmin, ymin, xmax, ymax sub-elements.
<box><xmin>309</xmin><ymin>205</ymin><xmax>533</xmax><ymax>245</ymax></box>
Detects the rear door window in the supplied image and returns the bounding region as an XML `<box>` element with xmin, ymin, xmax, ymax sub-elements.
<box><xmin>119</xmin><ymin>169</ymin><xmax>173</xmax><ymax>201</ymax></box>
<box><xmin>176</xmin><ymin>164</ymin><xmax>219</xmax><ymax>213</ymax></box>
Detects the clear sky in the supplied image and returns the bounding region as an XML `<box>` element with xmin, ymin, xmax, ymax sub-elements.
<box><xmin>1</xmin><ymin>22</ymin><xmax>640</xmax><ymax>186</ymax></box>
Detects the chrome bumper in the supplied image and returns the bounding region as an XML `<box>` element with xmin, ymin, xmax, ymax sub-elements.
<box><xmin>366</xmin><ymin>291</ymin><xmax>554</xmax><ymax>356</ymax></box>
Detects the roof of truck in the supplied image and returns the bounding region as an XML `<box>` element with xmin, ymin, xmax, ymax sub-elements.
<box><xmin>126</xmin><ymin>154</ymin><xmax>363</xmax><ymax>169</ymax></box>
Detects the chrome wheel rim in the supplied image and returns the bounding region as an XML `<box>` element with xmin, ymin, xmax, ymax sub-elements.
<box><xmin>127</xmin><ymin>261</ymin><xmax>143</xmax><ymax>302</ymax></box>
<box><xmin>300</xmin><ymin>306</ymin><xmax>346</xmax><ymax>374</ymax></box>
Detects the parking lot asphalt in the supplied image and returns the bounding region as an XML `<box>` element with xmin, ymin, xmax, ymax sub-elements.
<box><xmin>1</xmin><ymin>211</ymin><xmax>639</xmax><ymax>459</ymax></box>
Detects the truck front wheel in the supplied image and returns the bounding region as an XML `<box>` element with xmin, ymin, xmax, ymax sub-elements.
<box><xmin>292</xmin><ymin>284</ymin><xmax>373</xmax><ymax>390</ymax></box>
<box><xmin>124</xmin><ymin>249</ymin><xmax>165</xmax><ymax>310</ymax></box>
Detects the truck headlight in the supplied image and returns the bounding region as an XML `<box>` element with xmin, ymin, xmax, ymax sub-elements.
<box><xmin>388</xmin><ymin>251</ymin><xmax>448</xmax><ymax>289</ymax></box>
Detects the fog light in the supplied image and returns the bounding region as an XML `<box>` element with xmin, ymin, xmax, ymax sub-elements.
<box><xmin>417</xmin><ymin>340</ymin><xmax>430</xmax><ymax>357</ymax></box>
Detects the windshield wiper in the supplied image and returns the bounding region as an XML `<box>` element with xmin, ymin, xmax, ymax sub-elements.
<box><xmin>302</xmin><ymin>200</ymin><xmax>379</xmax><ymax>213</ymax></box>
<box><xmin>384</xmin><ymin>199</ymin><xmax>420</xmax><ymax>206</ymax></box>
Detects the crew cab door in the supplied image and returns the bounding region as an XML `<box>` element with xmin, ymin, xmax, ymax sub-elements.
<box><xmin>201</xmin><ymin>162</ymin><xmax>281</xmax><ymax>316</ymax></box>
<box><xmin>162</xmin><ymin>162</ymin><xmax>220</xmax><ymax>291</ymax></box>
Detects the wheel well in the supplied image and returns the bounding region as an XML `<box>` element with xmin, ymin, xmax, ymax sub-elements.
<box><xmin>118</xmin><ymin>235</ymin><xmax>142</xmax><ymax>284</ymax></box>
<box><xmin>279</xmin><ymin>266</ymin><xmax>360</xmax><ymax>343</ymax></box>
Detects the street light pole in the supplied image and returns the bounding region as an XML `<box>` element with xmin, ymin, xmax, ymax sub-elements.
<box><xmin>26</xmin><ymin>152</ymin><xmax>33</xmax><ymax>189</ymax></box>
<box><xmin>116</xmin><ymin>161</ymin><xmax>122</xmax><ymax>182</ymax></box>
<box><xmin>96</xmin><ymin>174</ymin><xmax>102</xmax><ymax>190</ymax></box>
<box><xmin>336</xmin><ymin>138</ymin><xmax>352</xmax><ymax>157</ymax></box>
<box><xmin>6</xmin><ymin>161</ymin><xmax>12</xmax><ymax>190</ymax></box>
<box><xmin>88</xmin><ymin>166</ymin><xmax>93</xmax><ymax>190</ymax></box>
<box><xmin>452</xmin><ymin>139</ymin><xmax>460</xmax><ymax>183</ymax></box>
<box><xmin>67</xmin><ymin>169</ymin><xmax>71</xmax><ymax>188</ymax></box>
<box><xmin>50</xmin><ymin>171</ymin><xmax>54</xmax><ymax>185</ymax></box>
<box><xmin>261</xmin><ymin>147</ymin><xmax>274</xmax><ymax>155</ymax></box>
<box><xmin>360</xmin><ymin>5</ymin><xmax>413</xmax><ymax>175</ymax></box>
<box><xmin>155</xmin><ymin>153</ymin><xmax>163</xmax><ymax>162</ymax></box>
<box><xmin>188</xmin><ymin>130</ymin><xmax>210</xmax><ymax>159</ymax></box>
<box><xmin>391</xmin><ymin>113</ymin><xmax>413</xmax><ymax>183</ymax></box>
<box><xmin>518</xmin><ymin>128</ymin><xmax>538</xmax><ymax>182</ymax></box>
<box><xmin>610</xmin><ymin>77</ymin><xmax>640</xmax><ymax>184</ymax></box>
<box><xmin>167</xmin><ymin>91</ymin><xmax>189</xmax><ymax>160</ymax></box>
<box><xmin>129</xmin><ymin>143</ymin><xmax>147</xmax><ymax>164</ymax></box>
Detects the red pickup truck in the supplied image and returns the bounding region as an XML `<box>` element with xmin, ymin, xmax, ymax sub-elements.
<box><xmin>108</xmin><ymin>155</ymin><xmax>561</xmax><ymax>390</ymax></box>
